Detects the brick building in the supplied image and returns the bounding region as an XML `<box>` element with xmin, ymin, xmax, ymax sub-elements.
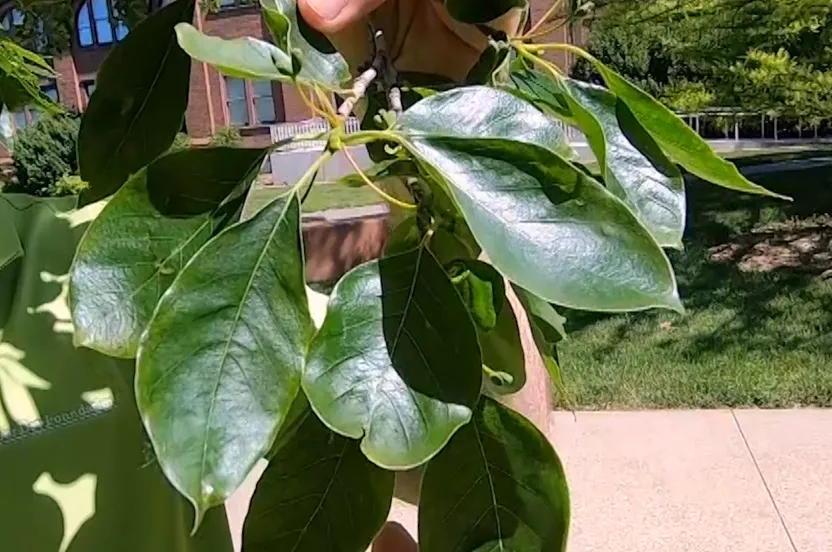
<box><xmin>0</xmin><ymin>0</ymin><xmax>581</xmax><ymax>159</ymax></box>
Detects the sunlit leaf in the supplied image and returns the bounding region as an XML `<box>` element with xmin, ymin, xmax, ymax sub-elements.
<box><xmin>588</xmin><ymin>57</ymin><xmax>788</xmax><ymax>199</ymax></box>
<box><xmin>303</xmin><ymin>247</ymin><xmax>482</xmax><ymax>469</ymax></box>
<box><xmin>420</xmin><ymin>397</ymin><xmax>570</xmax><ymax>552</ymax></box>
<box><xmin>70</xmin><ymin>147</ymin><xmax>268</xmax><ymax>358</ymax></box>
<box><xmin>137</xmin><ymin>192</ymin><xmax>312</xmax><ymax>526</ymax></box>
<box><xmin>244</xmin><ymin>412</ymin><xmax>394</xmax><ymax>552</ymax></box>
<box><xmin>397</xmin><ymin>87</ymin><xmax>682</xmax><ymax>313</ymax></box>
<box><xmin>561</xmin><ymin>79</ymin><xmax>686</xmax><ymax>248</ymax></box>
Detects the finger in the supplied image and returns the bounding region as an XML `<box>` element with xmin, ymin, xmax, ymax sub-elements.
<box><xmin>372</xmin><ymin>522</ymin><xmax>417</xmax><ymax>552</ymax></box>
<box><xmin>298</xmin><ymin>0</ymin><xmax>389</xmax><ymax>34</ymax></box>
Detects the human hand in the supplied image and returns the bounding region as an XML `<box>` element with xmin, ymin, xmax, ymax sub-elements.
<box><xmin>297</xmin><ymin>0</ymin><xmax>525</xmax><ymax>81</ymax></box>
<box><xmin>372</xmin><ymin>522</ymin><xmax>418</xmax><ymax>552</ymax></box>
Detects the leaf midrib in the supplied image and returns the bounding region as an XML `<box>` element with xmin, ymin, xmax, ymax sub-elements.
<box><xmin>197</xmin><ymin>195</ymin><xmax>295</xmax><ymax>498</ymax></box>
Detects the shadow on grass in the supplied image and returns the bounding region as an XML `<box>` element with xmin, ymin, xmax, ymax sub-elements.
<box><xmin>559</xmin><ymin>159</ymin><xmax>832</xmax><ymax>407</ymax></box>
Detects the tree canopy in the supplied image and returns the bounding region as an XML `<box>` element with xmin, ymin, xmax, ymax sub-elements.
<box><xmin>573</xmin><ymin>0</ymin><xmax>832</xmax><ymax>124</ymax></box>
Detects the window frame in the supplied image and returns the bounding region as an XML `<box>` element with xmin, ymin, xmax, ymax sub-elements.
<box><xmin>8</xmin><ymin>81</ymin><xmax>59</xmax><ymax>132</ymax></box>
<box><xmin>223</xmin><ymin>77</ymin><xmax>279</xmax><ymax>128</ymax></box>
<box><xmin>76</xmin><ymin>0</ymin><xmax>129</xmax><ymax>49</ymax></box>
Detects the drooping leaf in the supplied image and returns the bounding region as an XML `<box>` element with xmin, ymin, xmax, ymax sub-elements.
<box><xmin>146</xmin><ymin>147</ymin><xmax>269</xmax><ymax>216</ymax></box>
<box><xmin>480</xmin><ymin>297</ymin><xmax>525</xmax><ymax>396</ymax></box>
<box><xmin>397</xmin><ymin>87</ymin><xmax>682</xmax><ymax>313</ymax></box>
<box><xmin>78</xmin><ymin>0</ymin><xmax>195</xmax><ymax>204</ymax></box>
<box><xmin>175</xmin><ymin>24</ymin><xmax>292</xmax><ymax>80</ymax></box>
<box><xmin>587</xmin><ymin>58</ymin><xmax>787</xmax><ymax>199</ymax></box>
<box><xmin>447</xmin><ymin>259</ymin><xmax>505</xmax><ymax>331</ymax></box>
<box><xmin>0</xmin><ymin>39</ymin><xmax>60</xmax><ymax>115</ymax></box>
<box><xmin>444</xmin><ymin>0</ymin><xmax>527</xmax><ymax>24</ymax></box>
<box><xmin>259</xmin><ymin>0</ymin><xmax>350</xmax><ymax>87</ymax></box>
<box><xmin>303</xmin><ymin>247</ymin><xmax>482</xmax><ymax>469</ymax></box>
<box><xmin>466</xmin><ymin>40</ymin><xmax>512</xmax><ymax>85</ymax></box>
<box><xmin>508</xmin><ymin>66</ymin><xmax>574</xmax><ymax>121</ymax></box>
<box><xmin>136</xmin><ymin>192</ymin><xmax>313</xmax><ymax>526</ymax></box>
<box><xmin>512</xmin><ymin>285</ymin><xmax>567</xmax><ymax>343</ymax></box>
<box><xmin>419</xmin><ymin>397</ymin><xmax>570</xmax><ymax>552</ymax></box>
<box><xmin>70</xmin><ymin>147</ymin><xmax>268</xmax><ymax>358</ymax></box>
<box><xmin>560</xmin><ymin>79</ymin><xmax>686</xmax><ymax>248</ymax></box>
<box><xmin>244</xmin><ymin>412</ymin><xmax>394</xmax><ymax>552</ymax></box>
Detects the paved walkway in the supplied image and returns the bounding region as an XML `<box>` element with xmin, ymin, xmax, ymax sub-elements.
<box><xmin>557</xmin><ymin>409</ymin><xmax>832</xmax><ymax>552</ymax></box>
<box><xmin>226</xmin><ymin>409</ymin><xmax>832</xmax><ymax>551</ymax></box>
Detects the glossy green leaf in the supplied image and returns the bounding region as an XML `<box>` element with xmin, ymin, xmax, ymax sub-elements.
<box><xmin>444</xmin><ymin>0</ymin><xmax>527</xmax><ymax>24</ymax></box>
<box><xmin>398</xmin><ymin>85</ymin><xmax>571</xmax><ymax>158</ymax></box>
<box><xmin>244</xmin><ymin>412</ymin><xmax>394</xmax><ymax>552</ymax></box>
<box><xmin>397</xmin><ymin>87</ymin><xmax>682</xmax><ymax>313</ymax></box>
<box><xmin>561</xmin><ymin>79</ymin><xmax>686</xmax><ymax>248</ymax></box>
<box><xmin>136</xmin><ymin>192</ymin><xmax>313</xmax><ymax>526</ymax></box>
<box><xmin>175</xmin><ymin>23</ymin><xmax>292</xmax><ymax>80</ymax></box>
<box><xmin>78</xmin><ymin>0</ymin><xmax>195</xmax><ymax>204</ymax></box>
<box><xmin>588</xmin><ymin>58</ymin><xmax>787</xmax><ymax>199</ymax></box>
<box><xmin>419</xmin><ymin>397</ymin><xmax>570</xmax><ymax>552</ymax></box>
<box><xmin>260</xmin><ymin>0</ymin><xmax>350</xmax><ymax>87</ymax></box>
<box><xmin>303</xmin><ymin>247</ymin><xmax>482</xmax><ymax>469</ymax></box>
<box><xmin>508</xmin><ymin>66</ymin><xmax>574</xmax><ymax>121</ymax></box>
<box><xmin>70</xmin><ymin>147</ymin><xmax>268</xmax><ymax>358</ymax></box>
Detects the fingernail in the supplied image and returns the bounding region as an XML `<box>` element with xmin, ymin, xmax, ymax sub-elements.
<box><xmin>307</xmin><ymin>0</ymin><xmax>346</xmax><ymax>21</ymax></box>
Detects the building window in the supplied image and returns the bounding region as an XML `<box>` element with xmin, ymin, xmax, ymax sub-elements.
<box><xmin>81</xmin><ymin>79</ymin><xmax>96</xmax><ymax>109</ymax></box>
<box><xmin>224</xmin><ymin>77</ymin><xmax>277</xmax><ymax>127</ymax></box>
<box><xmin>77</xmin><ymin>0</ymin><xmax>128</xmax><ymax>48</ymax></box>
<box><xmin>10</xmin><ymin>81</ymin><xmax>58</xmax><ymax>131</ymax></box>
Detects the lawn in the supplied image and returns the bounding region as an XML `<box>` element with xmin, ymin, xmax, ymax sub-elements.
<box><xmin>558</xmin><ymin>154</ymin><xmax>832</xmax><ymax>409</ymax></box>
<box><xmin>243</xmin><ymin>181</ymin><xmax>382</xmax><ymax>218</ymax></box>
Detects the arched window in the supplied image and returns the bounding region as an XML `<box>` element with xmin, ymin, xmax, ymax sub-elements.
<box><xmin>77</xmin><ymin>0</ymin><xmax>128</xmax><ymax>47</ymax></box>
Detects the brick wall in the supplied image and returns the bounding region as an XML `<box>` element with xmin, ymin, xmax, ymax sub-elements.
<box><xmin>0</xmin><ymin>0</ymin><xmax>577</xmax><ymax>159</ymax></box>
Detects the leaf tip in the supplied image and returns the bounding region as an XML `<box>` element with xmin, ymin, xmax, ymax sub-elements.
<box><xmin>665</xmin><ymin>291</ymin><xmax>685</xmax><ymax>315</ymax></box>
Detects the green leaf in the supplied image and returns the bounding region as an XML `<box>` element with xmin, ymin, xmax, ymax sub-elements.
<box><xmin>147</xmin><ymin>147</ymin><xmax>269</xmax><ymax>216</ymax></box>
<box><xmin>397</xmin><ymin>87</ymin><xmax>682</xmax><ymax>313</ymax></box>
<box><xmin>508</xmin><ymin>66</ymin><xmax>574</xmax><ymax>122</ymax></box>
<box><xmin>447</xmin><ymin>259</ymin><xmax>505</xmax><ymax>331</ymax></box>
<box><xmin>175</xmin><ymin>0</ymin><xmax>349</xmax><ymax>88</ymax></box>
<box><xmin>397</xmin><ymin>85</ymin><xmax>571</xmax><ymax>158</ymax></box>
<box><xmin>244</xmin><ymin>412</ymin><xmax>394</xmax><ymax>552</ymax></box>
<box><xmin>480</xmin><ymin>298</ymin><xmax>525</xmax><ymax>396</ymax></box>
<box><xmin>175</xmin><ymin>23</ymin><xmax>292</xmax><ymax>80</ymax></box>
<box><xmin>136</xmin><ymin>192</ymin><xmax>313</xmax><ymax>526</ymax></box>
<box><xmin>512</xmin><ymin>285</ymin><xmax>567</xmax><ymax>343</ymax></box>
<box><xmin>466</xmin><ymin>40</ymin><xmax>512</xmax><ymax>85</ymax></box>
<box><xmin>587</xmin><ymin>58</ymin><xmax>787</xmax><ymax>199</ymax></box>
<box><xmin>260</xmin><ymin>0</ymin><xmax>350</xmax><ymax>87</ymax></box>
<box><xmin>70</xmin><ymin>147</ymin><xmax>268</xmax><ymax>358</ymax></box>
<box><xmin>419</xmin><ymin>397</ymin><xmax>570</xmax><ymax>552</ymax></box>
<box><xmin>444</xmin><ymin>0</ymin><xmax>527</xmax><ymax>24</ymax></box>
<box><xmin>303</xmin><ymin>247</ymin><xmax>482</xmax><ymax>470</ymax></box>
<box><xmin>77</xmin><ymin>0</ymin><xmax>195</xmax><ymax>204</ymax></box>
<box><xmin>334</xmin><ymin>159</ymin><xmax>417</xmax><ymax>189</ymax></box>
<box><xmin>561</xmin><ymin>79</ymin><xmax>686</xmax><ymax>248</ymax></box>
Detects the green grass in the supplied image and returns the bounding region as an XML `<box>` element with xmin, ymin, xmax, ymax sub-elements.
<box><xmin>243</xmin><ymin>182</ymin><xmax>382</xmax><ymax>218</ymax></box>
<box><xmin>559</xmin><ymin>157</ymin><xmax>832</xmax><ymax>409</ymax></box>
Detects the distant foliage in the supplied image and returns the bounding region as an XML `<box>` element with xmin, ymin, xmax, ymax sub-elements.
<box><xmin>10</xmin><ymin>113</ymin><xmax>80</xmax><ymax>196</ymax></box>
<box><xmin>209</xmin><ymin>126</ymin><xmax>242</xmax><ymax>147</ymax></box>
<box><xmin>53</xmin><ymin>174</ymin><xmax>89</xmax><ymax>196</ymax></box>
<box><xmin>169</xmin><ymin>132</ymin><xmax>192</xmax><ymax>152</ymax></box>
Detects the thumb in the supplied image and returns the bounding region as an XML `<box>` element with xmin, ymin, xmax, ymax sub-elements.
<box><xmin>298</xmin><ymin>0</ymin><xmax>389</xmax><ymax>34</ymax></box>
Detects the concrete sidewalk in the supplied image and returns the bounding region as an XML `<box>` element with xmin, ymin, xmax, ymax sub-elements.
<box><xmin>557</xmin><ymin>409</ymin><xmax>832</xmax><ymax>552</ymax></box>
<box><xmin>226</xmin><ymin>409</ymin><xmax>832</xmax><ymax>551</ymax></box>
